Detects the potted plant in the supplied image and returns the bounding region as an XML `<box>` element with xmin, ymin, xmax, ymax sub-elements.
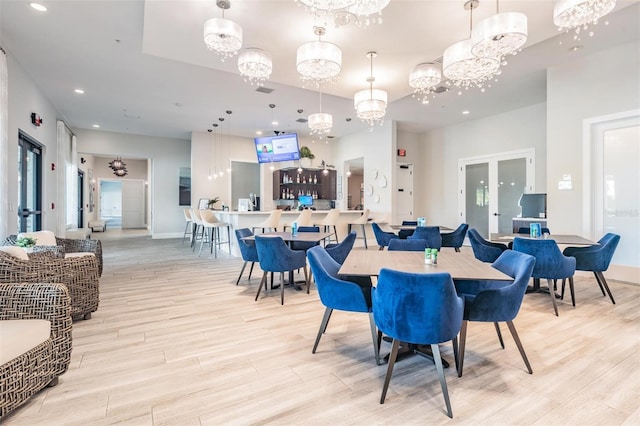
<box><xmin>16</xmin><ymin>236</ymin><xmax>37</xmax><ymax>249</ymax></box>
<box><xmin>207</xmin><ymin>197</ymin><xmax>220</xmax><ymax>209</ymax></box>
<box><xmin>299</xmin><ymin>146</ymin><xmax>314</xmax><ymax>168</ymax></box>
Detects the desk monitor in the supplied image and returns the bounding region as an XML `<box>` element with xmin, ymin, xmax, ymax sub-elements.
<box><xmin>298</xmin><ymin>195</ymin><xmax>313</xmax><ymax>207</ymax></box>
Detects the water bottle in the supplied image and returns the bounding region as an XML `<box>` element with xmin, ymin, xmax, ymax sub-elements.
<box><xmin>292</xmin><ymin>221</ymin><xmax>298</xmax><ymax>236</ymax></box>
<box><xmin>425</xmin><ymin>248</ymin><xmax>432</xmax><ymax>265</ymax></box>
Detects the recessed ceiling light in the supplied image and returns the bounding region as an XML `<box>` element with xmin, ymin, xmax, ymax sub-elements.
<box><xmin>256</xmin><ymin>131</ymin><xmax>263</xmax><ymax>135</ymax></box>
<box><xmin>74</xmin><ymin>89</ymin><xmax>85</xmax><ymax>94</ymax></box>
<box><xmin>92</xmin><ymin>124</ymin><xmax>100</xmax><ymax>128</ymax></box>
<box><xmin>462</xmin><ymin>110</ymin><xmax>470</xmax><ymax>115</ymax></box>
<box><xmin>271</xmin><ymin>121</ymin><xmax>278</xmax><ymax>126</ymax></box>
<box><xmin>569</xmin><ymin>45</ymin><xmax>583</xmax><ymax>52</ymax></box>
<box><xmin>30</xmin><ymin>3</ymin><xmax>47</xmax><ymax>11</ymax></box>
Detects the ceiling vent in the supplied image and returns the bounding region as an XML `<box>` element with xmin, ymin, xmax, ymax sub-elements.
<box><xmin>296</xmin><ymin>118</ymin><xmax>308</xmax><ymax>123</ymax></box>
<box><xmin>256</xmin><ymin>86</ymin><xmax>274</xmax><ymax>94</ymax></box>
<box><xmin>434</xmin><ymin>85</ymin><xmax>449</xmax><ymax>93</ymax></box>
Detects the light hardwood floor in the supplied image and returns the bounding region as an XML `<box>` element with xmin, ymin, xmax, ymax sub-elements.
<box><xmin>4</xmin><ymin>237</ymin><xmax>639</xmax><ymax>425</ymax></box>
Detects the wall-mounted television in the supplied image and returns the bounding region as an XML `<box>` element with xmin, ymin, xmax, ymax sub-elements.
<box><xmin>255</xmin><ymin>133</ymin><xmax>300</xmax><ymax>164</ymax></box>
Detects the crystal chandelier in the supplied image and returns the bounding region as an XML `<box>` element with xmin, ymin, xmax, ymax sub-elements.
<box><xmin>308</xmin><ymin>89</ymin><xmax>333</xmax><ymax>135</ymax></box>
<box><xmin>443</xmin><ymin>0</ymin><xmax>501</xmax><ymax>91</ymax></box>
<box><xmin>347</xmin><ymin>0</ymin><xmax>390</xmax><ymax>27</ymax></box>
<box><xmin>471</xmin><ymin>0</ymin><xmax>527</xmax><ymax>61</ymax></box>
<box><xmin>409</xmin><ymin>63</ymin><xmax>442</xmax><ymax>104</ymax></box>
<box><xmin>296</xmin><ymin>0</ymin><xmax>356</xmax><ymax>16</ymax></box>
<box><xmin>297</xmin><ymin>26</ymin><xmax>342</xmax><ymax>86</ymax></box>
<box><xmin>203</xmin><ymin>0</ymin><xmax>243</xmax><ymax>61</ymax></box>
<box><xmin>237</xmin><ymin>48</ymin><xmax>272</xmax><ymax>86</ymax></box>
<box><xmin>354</xmin><ymin>51</ymin><xmax>387</xmax><ymax>127</ymax></box>
<box><xmin>553</xmin><ymin>0</ymin><xmax>616</xmax><ymax>38</ymax></box>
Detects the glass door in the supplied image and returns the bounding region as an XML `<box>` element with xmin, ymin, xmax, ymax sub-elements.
<box><xmin>18</xmin><ymin>131</ymin><xmax>43</xmax><ymax>232</ymax></box>
<box><xmin>497</xmin><ymin>158</ymin><xmax>527</xmax><ymax>233</ymax></box>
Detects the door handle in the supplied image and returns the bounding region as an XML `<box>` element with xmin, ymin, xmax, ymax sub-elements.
<box><xmin>493</xmin><ymin>213</ymin><xmax>501</xmax><ymax>216</ymax></box>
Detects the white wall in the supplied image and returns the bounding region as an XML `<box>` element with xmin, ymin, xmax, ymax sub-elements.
<box><xmin>75</xmin><ymin>129</ymin><xmax>189</xmax><ymax>238</ymax></box>
<box><xmin>419</xmin><ymin>102</ymin><xmax>547</xmax><ymax>229</ymax></box>
<box><xmin>546</xmin><ymin>40</ymin><xmax>640</xmax><ymax>235</ymax></box>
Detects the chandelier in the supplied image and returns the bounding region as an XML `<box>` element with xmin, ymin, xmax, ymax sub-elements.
<box><xmin>409</xmin><ymin>63</ymin><xmax>442</xmax><ymax>104</ymax></box>
<box><xmin>347</xmin><ymin>0</ymin><xmax>390</xmax><ymax>27</ymax></box>
<box><xmin>296</xmin><ymin>0</ymin><xmax>356</xmax><ymax>16</ymax></box>
<box><xmin>108</xmin><ymin>156</ymin><xmax>128</xmax><ymax>177</ymax></box>
<box><xmin>203</xmin><ymin>0</ymin><xmax>243</xmax><ymax>61</ymax></box>
<box><xmin>308</xmin><ymin>89</ymin><xmax>333</xmax><ymax>135</ymax></box>
<box><xmin>297</xmin><ymin>26</ymin><xmax>342</xmax><ymax>86</ymax></box>
<box><xmin>354</xmin><ymin>51</ymin><xmax>387</xmax><ymax>127</ymax></box>
<box><xmin>443</xmin><ymin>0</ymin><xmax>501</xmax><ymax>91</ymax></box>
<box><xmin>553</xmin><ymin>0</ymin><xmax>616</xmax><ymax>38</ymax></box>
<box><xmin>471</xmin><ymin>0</ymin><xmax>527</xmax><ymax>62</ymax></box>
<box><xmin>238</xmin><ymin>48</ymin><xmax>272</xmax><ymax>86</ymax></box>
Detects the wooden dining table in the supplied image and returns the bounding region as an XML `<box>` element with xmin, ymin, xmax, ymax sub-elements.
<box><xmin>490</xmin><ymin>233</ymin><xmax>597</xmax><ymax>246</ymax></box>
<box><xmin>389</xmin><ymin>224</ymin><xmax>453</xmax><ymax>232</ymax></box>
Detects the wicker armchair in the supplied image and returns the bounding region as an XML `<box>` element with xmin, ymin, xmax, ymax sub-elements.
<box><xmin>0</xmin><ymin>251</ymin><xmax>100</xmax><ymax>320</ymax></box>
<box><xmin>0</xmin><ymin>283</ymin><xmax>73</xmax><ymax>417</ymax></box>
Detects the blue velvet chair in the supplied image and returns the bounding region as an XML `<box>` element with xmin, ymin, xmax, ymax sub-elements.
<box><xmin>408</xmin><ymin>226</ymin><xmax>442</xmax><ymax>250</ymax></box>
<box><xmin>468</xmin><ymin>228</ymin><xmax>508</xmax><ymax>263</ymax></box>
<box><xmin>307</xmin><ymin>246</ymin><xmax>381</xmax><ymax>365</ymax></box>
<box><xmin>371</xmin><ymin>223</ymin><xmax>399</xmax><ymax>250</ymax></box>
<box><xmin>325</xmin><ymin>231</ymin><xmax>357</xmax><ymax>265</ymax></box>
<box><xmin>562</xmin><ymin>233</ymin><xmax>620</xmax><ymax>305</ymax></box>
<box><xmin>234</xmin><ymin>228</ymin><xmax>260</xmax><ymax>285</ymax></box>
<box><xmin>512</xmin><ymin>237</ymin><xmax>576</xmax><ymax>316</ymax></box>
<box><xmin>373</xmin><ymin>269</ymin><xmax>464</xmax><ymax>418</ymax></box>
<box><xmin>387</xmin><ymin>238</ymin><xmax>426</xmax><ymax>251</ymax></box>
<box><xmin>254</xmin><ymin>235</ymin><xmax>309</xmax><ymax>305</ymax></box>
<box><xmin>518</xmin><ymin>227</ymin><xmax>551</xmax><ymax>235</ymax></box>
<box><xmin>441</xmin><ymin>223</ymin><xmax>469</xmax><ymax>252</ymax></box>
<box><xmin>398</xmin><ymin>220</ymin><xmax>417</xmax><ymax>239</ymax></box>
<box><xmin>454</xmin><ymin>250</ymin><xmax>536</xmax><ymax>377</ymax></box>
<box><xmin>290</xmin><ymin>226</ymin><xmax>320</xmax><ymax>252</ymax></box>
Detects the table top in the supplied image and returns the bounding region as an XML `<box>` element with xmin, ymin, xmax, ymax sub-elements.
<box><xmin>338</xmin><ymin>249</ymin><xmax>510</xmax><ymax>281</ymax></box>
<box><xmin>389</xmin><ymin>225</ymin><xmax>453</xmax><ymax>232</ymax></box>
<box><xmin>490</xmin><ymin>233</ymin><xmax>597</xmax><ymax>246</ymax></box>
<box><xmin>244</xmin><ymin>231</ymin><xmax>335</xmax><ymax>243</ymax></box>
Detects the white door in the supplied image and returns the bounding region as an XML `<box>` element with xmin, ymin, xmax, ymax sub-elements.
<box><xmin>121</xmin><ymin>180</ymin><xmax>145</xmax><ymax>229</ymax></box>
<box><xmin>459</xmin><ymin>149</ymin><xmax>535</xmax><ymax>237</ymax></box>
<box><xmin>395</xmin><ymin>164</ymin><xmax>413</xmax><ymax>224</ymax></box>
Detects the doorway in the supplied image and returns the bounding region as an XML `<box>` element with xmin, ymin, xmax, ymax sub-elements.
<box><xmin>459</xmin><ymin>149</ymin><xmax>535</xmax><ymax>237</ymax></box>
<box><xmin>345</xmin><ymin>158</ymin><xmax>364</xmax><ymax>210</ymax></box>
<box><xmin>100</xmin><ymin>180</ymin><xmax>122</xmax><ymax>228</ymax></box>
<box><xmin>395</xmin><ymin>163</ymin><xmax>414</xmax><ymax>224</ymax></box>
<box><xmin>17</xmin><ymin>131</ymin><xmax>43</xmax><ymax>232</ymax></box>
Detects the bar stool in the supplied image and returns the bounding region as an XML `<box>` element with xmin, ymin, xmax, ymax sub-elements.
<box><xmin>252</xmin><ymin>210</ymin><xmax>282</xmax><ymax>234</ymax></box>
<box><xmin>347</xmin><ymin>209</ymin><xmax>370</xmax><ymax>249</ymax></box>
<box><xmin>317</xmin><ymin>208</ymin><xmax>340</xmax><ymax>244</ymax></box>
<box><xmin>189</xmin><ymin>209</ymin><xmax>205</xmax><ymax>251</ymax></box>
<box><xmin>284</xmin><ymin>209</ymin><xmax>313</xmax><ymax>231</ymax></box>
<box><xmin>182</xmin><ymin>208</ymin><xmax>193</xmax><ymax>244</ymax></box>
<box><xmin>199</xmin><ymin>209</ymin><xmax>231</xmax><ymax>258</ymax></box>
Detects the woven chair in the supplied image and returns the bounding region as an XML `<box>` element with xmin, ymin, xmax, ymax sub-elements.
<box><xmin>0</xmin><ymin>283</ymin><xmax>73</xmax><ymax>417</ymax></box>
<box><xmin>0</xmin><ymin>250</ymin><xmax>100</xmax><ymax>320</ymax></box>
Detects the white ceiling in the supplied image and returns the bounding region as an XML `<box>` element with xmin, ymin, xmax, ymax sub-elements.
<box><xmin>1</xmin><ymin>0</ymin><xmax>639</xmax><ymax>140</ymax></box>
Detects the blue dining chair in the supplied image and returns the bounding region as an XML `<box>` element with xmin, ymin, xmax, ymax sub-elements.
<box><xmin>512</xmin><ymin>237</ymin><xmax>576</xmax><ymax>316</ymax></box>
<box><xmin>290</xmin><ymin>226</ymin><xmax>320</xmax><ymax>252</ymax></box>
<box><xmin>518</xmin><ymin>227</ymin><xmax>551</xmax><ymax>235</ymax></box>
<box><xmin>371</xmin><ymin>223</ymin><xmax>399</xmax><ymax>250</ymax></box>
<box><xmin>468</xmin><ymin>228</ymin><xmax>508</xmax><ymax>263</ymax></box>
<box><xmin>398</xmin><ymin>220</ymin><xmax>417</xmax><ymax>239</ymax></box>
<box><xmin>325</xmin><ymin>231</ymin><xmax>357</xmax><ymax>265</ymax></box>
<box><xmin>254</xmin><ymin>235</ymin><xmax>309</xmax><ymax>305</ymax></box>
<box><xmin>387</xmin><ymin>238</ymin><xmax>426</xmax><ymax>251</ymax></box>
<box><xmin>234</xmin><ymin>228</ymin><xmax>260</xmax><ymax>285</ymax></box>
<box><xmin>441</xmin><ymin>223</ymin><xmax>469</xmax><ymax>252</ymax></box>
<box><xmin>307</xmin><ymin>246</ymin><xmax>381</xmax><ymax>365</ymax></box>
<box><xmin>454</xmin><ymin>250</ymin><xmax>536</xmax><ymax>377</ymax></box>
<box><xmin>562</xmin><ymin>233</ymin><xmax>620</xmax><ymax>305</ymax></box>
<box><xmin>408</xmin><ymin>226</ymin><xmax>442</xmax><ymax>250</ymax></box>
<box><xmin>373</xmin><ymin>269</ymin><xmax>464</xmax><ymax>418</ymax></box>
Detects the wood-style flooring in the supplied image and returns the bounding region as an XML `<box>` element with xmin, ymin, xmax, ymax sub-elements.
<box><xmin>3</xmin><ymin>237</ymin><xmax>639</xmax><ymax>425</ymax></box>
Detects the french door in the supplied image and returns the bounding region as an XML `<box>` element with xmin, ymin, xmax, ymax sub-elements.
<box><xmin>459</xmin><ymin>149</ymin><xmax>535</xmax><ymax>237</ymax></box>
<box><xmin>18</xmin><ymin>131</ymin><xmax>43</xmax><ymax>232</ymax></box>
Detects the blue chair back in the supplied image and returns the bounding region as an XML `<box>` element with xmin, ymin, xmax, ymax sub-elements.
<box><xmin>512</xmin><ymin>237</ymin><xmax>575</xmax><ymax>280</ymax></box>
<box><xmin>402</xmin><ymin>221</ymin><xmax>418</xmax><ymax>226</ymax></box>
<box><xmin>291</xmin><ymin>226</ymin><xmax>320</xmax><ymax>251</ymax></box>
<box><xmin>373</xmin><ymin>269</ymin><xmax>463</xmax><ymax>344</ymax></box>
<box><xmin>307</xmin><ymin>246</ymin><xmax>371</xmax><ymax>312</ymax></box>
<box><xmin>325</xmin><ymin>231</ymin><xmax>356</xmax><ymax>264</ymax></box>
<box><xmin>408</xmin><ymin>226</ymin><xmax>442</xmax><ymax>249</ymax></box>
<box><xmin>468</xmin><ymin>228</ymin><xmax>507</xmax><ymax>263</ymax></box>
<box><xmin>398</xmin><ymin>221</ymin><xmax>417</xmax><ymax>239</ymax></box>
<box><xmin>235</xmin><ymin>228</ymin><xmax>259</xmax><ymax>262</ymax></box>
<box><xmin>255</xmin><ymin>235</ymin><xmax>307</xmax><ymax>273</ymax></box>
<box><xmin>518</xmin><ymin>227</ymin><xmax>551</xmax><ymax>235</ymax></box>
<box><xmin>441</xmin><ymin>223</ymin><xmax>469</xmax><ymax>249</ymax></box>
<box><xmin>371</xmin><ymin>223</ymin><xmax>399</xmax><ymax>248</ymax></box>
<box><xmin>388</xmin><ymin>238</ymin><xmax>426</xmax><ymax>251</ymax></box>
<box><xmin>564</xmin><ymin>233</ymin><xmax>620</xmax><ymax>272</ymax></box>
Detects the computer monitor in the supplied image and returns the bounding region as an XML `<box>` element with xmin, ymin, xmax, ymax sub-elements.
<box><xmin>298</xmin><ymin>195</ymin><xmax>313</xmax><ymax>207</ymax></box>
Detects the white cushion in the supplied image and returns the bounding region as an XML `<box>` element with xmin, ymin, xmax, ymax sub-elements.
<box><xmin>65</xmin><ymin>228</ymin><xmax>91</xmax><ymax>239</ymax></box>
<box><xmin>65</xmin><ymin>252</ymin><xmax>95</xmax><ymax>259</ymax></box>
<box><xmin>18</xmin><ymin>230</ymin><xmax>57</xmax><ymax>246</ymax></box>
<box><xmin>0</xmin><ymin>319</ymin><xmax>51</xmax><ymax>365</ymax></box>
<box><xmin>0</xmin><ymin>245</ymin><xmax>30</xmax><ymax>260</ymax></box>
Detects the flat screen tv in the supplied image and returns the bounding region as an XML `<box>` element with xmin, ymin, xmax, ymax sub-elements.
<box><xmin>255</xmin><ymin>133</ymin><xmax>300</xmax><ymax>164</ymax></box>
<box><xmin>298</xmin><ymin>195</ymin><xmax>313</xmax><ymax>206</ymax></box>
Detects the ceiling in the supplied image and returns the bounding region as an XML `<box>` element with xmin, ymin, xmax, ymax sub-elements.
<box><xmin>1</xmin><ymin>0</ymin><xmax>639</xmax><ymax>140</ymax></box>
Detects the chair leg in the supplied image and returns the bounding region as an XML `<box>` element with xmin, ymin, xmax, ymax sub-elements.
<box><xmin>333</xmin><ymin>225</ymin><xmax>339</xmax><ymax>243</ymax></box>
<box><xmin>593</xmin><ymin>271</ymin><xmax>606</xmax><ymax>296</ymax></box>
<box><xmin>596</xmin><ymin>271</ymin><xmax>616</xmax><ymax>304</ymax></box>
<box><xmin>561</xmin><ymin>278</ymin><xmax>566</xmax><ymax>300</ymax></box>
<box><xmin>546</xmin><ymin>278</ymin><xmax>559</xmax><ymax>316</ymax></box>
<box><xmin>248</xmin><ymin>262</ymin><xmax>255</xmax><ymax>281</ymax></box>
<box><xmin>451</xmin><ymin>337</ymin><xmax>459</xmax><ymax>373</ymax></box>
<box><xmin>361</xmin><ymin>224</ymin><xmax>368</xmax><ymax>249</ymax></box>
<box><xmin>255</xmin><ymin>272</ymin><xmax>267</xmax><ymax>301</ymax></box>
<box><xmin>432</xmin><ymin>343</ymin><xmax>454</xmax><ymax>418</ymax></box>
<box><xmin>455</xmin><ymin>247</ymin><xmax>460</xmax><ymax>253</ymax></box>
<box><xmin>568</xmin><ymin>276</ymin><xmax>576</xmax><ymax>307</ymax></box>
<box><xmin>303</xmin><ymin>266</ymin><xmax>310</xmax><ymax>294</ymax></box>
<box><xmin>368</xmin><ymin>312</ymin><xmax>382</xmax><ymax>365</ymax></box>
<box><xmin>280</xmin><ymin>272</ymin><xmax>285</xmax><ymax>305</ymax></box>
<box><xmin>494</xmin><ymin>322</ymin><xmax>505</xmax><ymax>349</ymax></box>
<box><xmin>457</xmin><ymin>320</ymin><xmax>468</xmax><ymax>377</ymax></box>
<box><xmin>380</xmin><ymin>339</ymin><xmax>401</xmax><ymax>404</ymax></box>
<box><xmin>378</xmin><ymin>246</ymin><xmax>384</xmax><ymax>251</ymax></box>
<box><xmin>312</xmin><ymin>308</ymin><xmax>333</xmax><ymax>354</ymax></box>
<box><xmin>506</xmin><ymin>320</ymin><xmax>533</xmax><ymax>374</ymax></box>
<box><xmin>236</xmin><ymin>261</ymin><xmax>248</xmax><ymax>285</ymax></box>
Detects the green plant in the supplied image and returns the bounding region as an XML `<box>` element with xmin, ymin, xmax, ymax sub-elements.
<box><xmin>299</xmin><ymin>146</ymin><xmax>315</xmax><ymax>159</ymax></box>
<box><xmin>16</xmin><ymin>236</ymin><xmax>37</xmax><ymax>248</ymax></box>
<box><xmin>207</xmin><ymin>197</ymin><xmax>220</xmax><ymax>208</ymax></box>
